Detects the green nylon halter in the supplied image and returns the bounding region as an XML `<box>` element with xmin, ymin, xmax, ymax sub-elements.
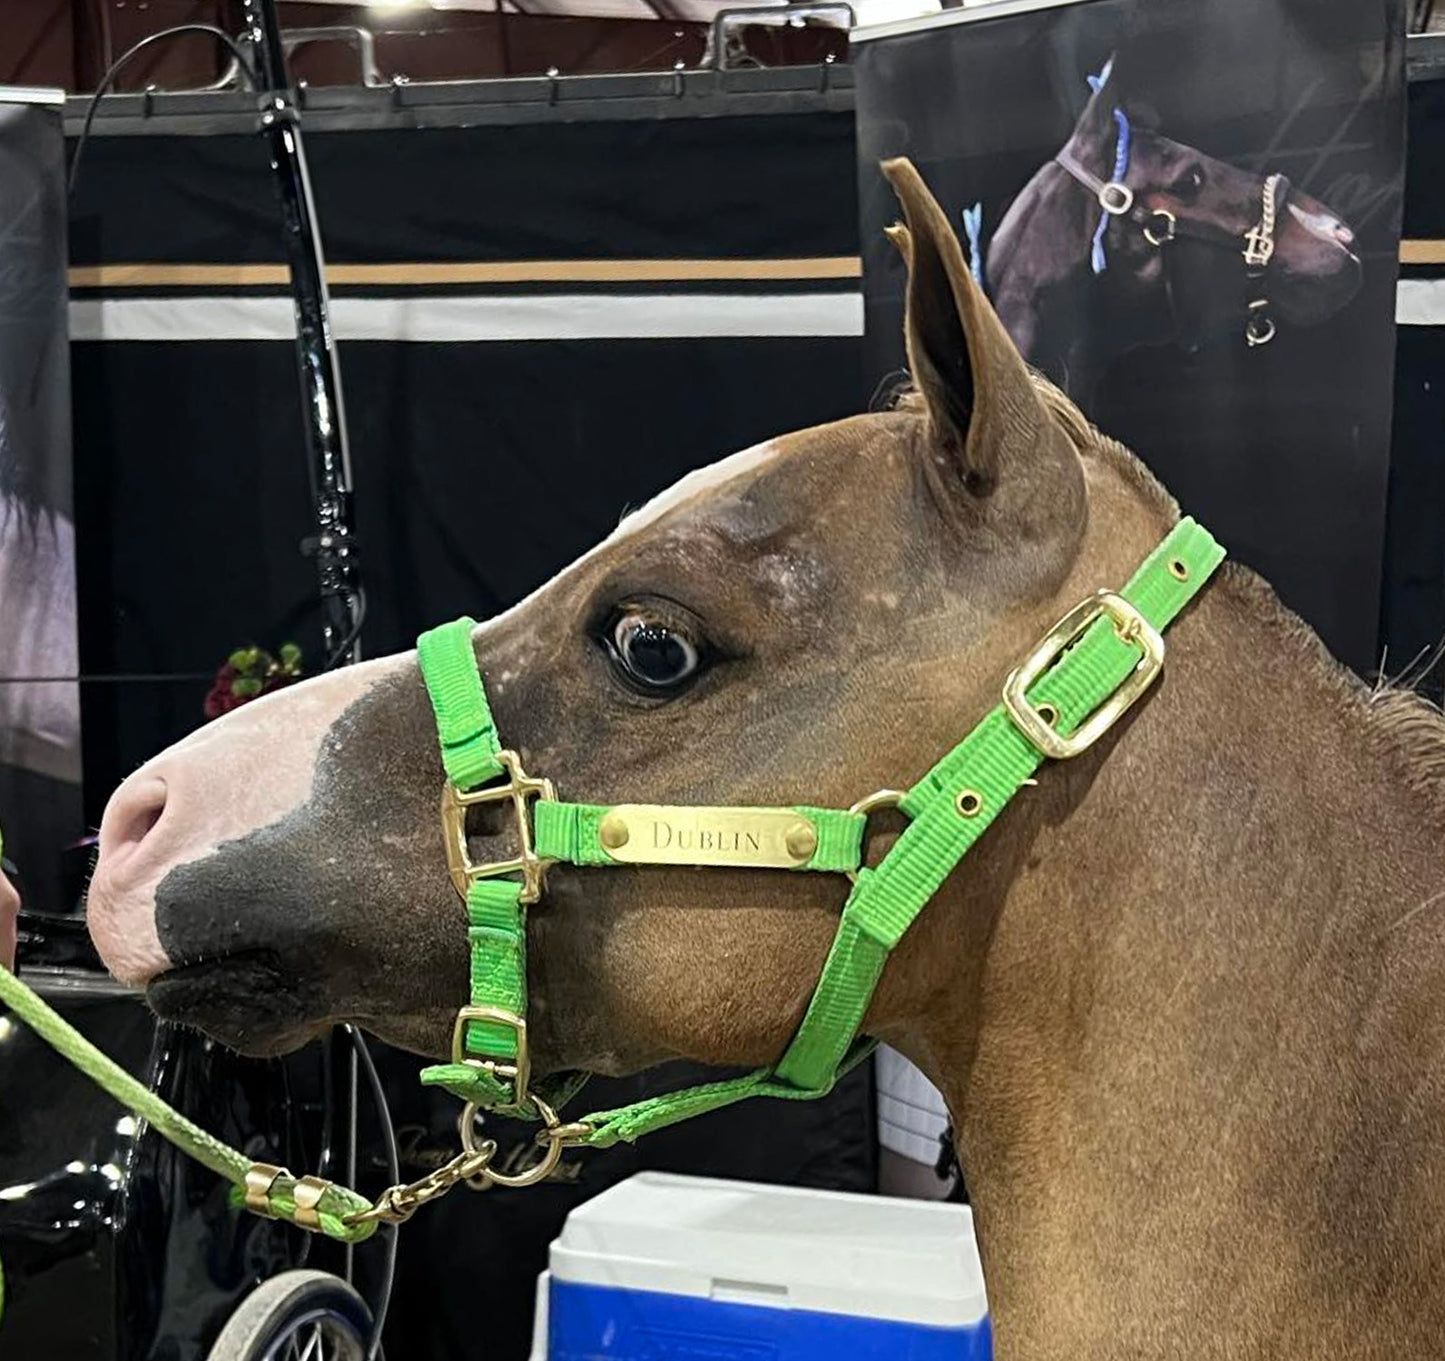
<box><xmin>416</xmin><ymin>517</ymin><xmax>1225</xmax><ymax>1148</ymax></box>
<box><xmin>0</xmin><ymin>516</ymin><xmax>1224</xmax><ymax>1241</ymax></box>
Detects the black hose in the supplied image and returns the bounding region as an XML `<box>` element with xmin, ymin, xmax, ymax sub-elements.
<box><xmin>349</xmin><ymin>1026</ymin><xmax>399</xmax><ymax>1361</ymax></box>
<box><xmin>69</xmin><ymin>25</ymin><xmax>257</xmax><ymax>196</ymax></box>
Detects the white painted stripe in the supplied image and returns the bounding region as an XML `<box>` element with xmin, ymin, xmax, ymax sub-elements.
<box><xmin>853</xmin><ymin>0</ymin><xmax>1092</xmax><ymax>45</ymax></box>
<box><xmin>0</xmin><ymin>85</ymin><xmax>66</xmax><ymax>107</ymax></box>
<box><xmin>68</xmin><ymin>292</ymin><xmax>865</xmax><ymax>343</ymax></box>
<box><xmin>1396</xmin><ymin>277</ymin><xmax>1445</xmax><ymax>326</ymax></box>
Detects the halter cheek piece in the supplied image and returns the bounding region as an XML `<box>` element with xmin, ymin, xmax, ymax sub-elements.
<box><xmin>1055</xmin><ymin>143</ymin><xmax>1289</xmax><ymax>349</ymax></box>
<box><xmin>413</xmin><ymin>519</ymin><xmax>1226</xmax><ymax>1174</ymax></box>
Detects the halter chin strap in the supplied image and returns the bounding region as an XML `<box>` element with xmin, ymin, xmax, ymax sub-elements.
<box><xmin>1054</xmin><ymin>142</ymin><xmax>1289</xmax><ymax>349</ymax></box>
<box><xmin>415</xmin><ymin>518</ymin><xmax>1225</xmax><ymax>1153</ymax></box>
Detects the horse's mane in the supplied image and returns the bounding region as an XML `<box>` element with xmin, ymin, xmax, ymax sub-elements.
<box><xmin>890</xmin><ymin>372</ymin><xmax>1179</xmax><ymax>518</ymax></box>
<box><xmin>894</xmin><ymin>376</ymin><xmax>1445</xmax><ymax>801</ymax></box>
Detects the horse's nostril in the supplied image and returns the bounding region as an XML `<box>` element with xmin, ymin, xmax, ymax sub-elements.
<box><xmin>98</xmin><ymin>776</ymin><xmax>168</xmax><ymax>871</ymax></box>
<box><xmin>1334</xmin><ymin>222</ymin><xmax>1355</xmax><ymax>247</ymax></box>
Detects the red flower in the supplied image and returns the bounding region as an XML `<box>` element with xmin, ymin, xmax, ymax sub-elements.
<box><xmin>203</xmin><ymin>645</ymin><xmax>305</xmax><ymax>721</ymax></box>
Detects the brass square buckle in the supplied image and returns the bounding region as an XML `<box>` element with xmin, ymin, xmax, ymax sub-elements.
<box><xmin>1003</xmin><ymin>590</ymin><xmax>1165</xmax><ymax>761</ymax></box>
<box><xmin>441</xmin><ymin>749</ymin><xmax>556</xmax><ymax>906</ymax></box>
<box><xmin>451</xmin><ymin>1004</ymin><xmax>531</xmax><ymax>1104</ymax></box>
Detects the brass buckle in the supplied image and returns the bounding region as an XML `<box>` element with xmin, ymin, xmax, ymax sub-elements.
<box><xmin>1098</xmin><ymin>180</ymin><xmax>1134</xmax><ymax>216</ymax></box>
<box><xmin>1002</xmin><ymin>590</ymin><xmax>1165</xmax><ymax>761</ymax></box>
<box><xmin>441</xmin><ymin>749</ymin><xmax>556</xmax><ymax>906</ymax></box>
<box><xmin>451</xmin><ymin>1004</ymin><xmax>531</xmax><ymax>1105</ymax></box>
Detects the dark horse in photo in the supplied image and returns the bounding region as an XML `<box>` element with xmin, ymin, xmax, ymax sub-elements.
<box><xmin>982</xmin><ymin>63</ymin><xmax>1363</xmax><ymax>403</ymax></box>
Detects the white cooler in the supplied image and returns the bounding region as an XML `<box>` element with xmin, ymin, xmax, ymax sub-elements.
<box><xmin>530</xmin><ymin>1171</ymin><xmax>991</xmax><ymax>1360</ymax></box>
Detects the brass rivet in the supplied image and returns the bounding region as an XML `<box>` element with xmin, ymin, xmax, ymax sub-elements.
<box><xmin>784</xmin><ymin>821</ymin><xmax>819</xmax><ymax>863</ymax></box>
<box><xmin>1168</xmin><ymin>557</ymin><xmax>1190</xmax><ymax>581</ymax></box>
<box><xmin>292</xmin><ymin>1175</ymin><xmax>327</xmax><ymax>1231</ymax></box>
<box><xmin>243</xmin><ymin>1163</ymin><xmax>284</xmax><ymax>1217</ymax></box>
<box><xmin>955</xmin><ymin>789</ymin><xmax>983</xmax><ymax>818</ymax></box>
<box><xmin>598</xmin><ymin>813</ymin><xmax>629</xmax><ymax>851</ymax></box>
<box><xmin>1036</xmin><ymin>702</ymin><xmax>1058</xmax><ymax>727</ymax></box>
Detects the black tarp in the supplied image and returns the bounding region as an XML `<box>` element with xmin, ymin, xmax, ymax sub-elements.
<box><xmin>67</xmin><ymin>95</ymin><xmax>875</xmax><ymax>1361</ymax></box>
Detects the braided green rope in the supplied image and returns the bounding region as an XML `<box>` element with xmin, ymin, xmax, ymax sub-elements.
<box><xmin>0</xmin><ymin>964</ymin><xmax>376</xmax><ymax>1243</ymax></box>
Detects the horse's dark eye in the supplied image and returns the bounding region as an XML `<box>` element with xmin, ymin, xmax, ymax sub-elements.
<box><xmin>610</xmin><ymin>612</ymin><xmax>701</xmax><ymax>691</ymax></box>
<box><xmin>1172</xmin><ymin>163</ymin><xmax>1205</xmax><ymax>201</ymax></box>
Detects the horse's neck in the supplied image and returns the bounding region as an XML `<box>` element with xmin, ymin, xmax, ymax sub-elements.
<box><xmin>986</xmin><ymin>166</ymin><xmax>1092</xmax><ymax>375</ymax></box>
<box><xmin>909</xmin><ymin>567</ymin><xmax>1445</xmax><ymax>1358</ymax></box>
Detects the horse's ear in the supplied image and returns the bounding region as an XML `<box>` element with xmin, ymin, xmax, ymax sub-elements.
<box><xmin>1073</xmin><ymin>55</ymin><xmax>1121</xmax><ymax>145</ymax></box>
<box><xmin>881</xmin><ymin>156</ymin><xmax>1055</xmax><ymax>498</ymax></box>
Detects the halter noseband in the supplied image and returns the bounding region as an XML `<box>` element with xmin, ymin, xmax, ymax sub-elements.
<box><xmin>1055</xmin><ymin>142</ymin><xmax>1289</xmax><ymax>349</ymax></box>
<box><xmin>413</xmin><ymin>519</ymin><xmax>1226</xmax><ymax>1177</ymax></box>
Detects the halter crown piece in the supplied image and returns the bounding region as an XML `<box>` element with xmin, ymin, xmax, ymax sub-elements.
<box><xmin>414</xmin><ymin>519</ymin><xmax>1226</xmax><ymax>1174</ymax></box>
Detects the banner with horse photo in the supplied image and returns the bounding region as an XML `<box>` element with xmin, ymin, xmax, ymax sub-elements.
<box><xmin>855</xmin><ymin>0</ymin><xmax>1407</xmax><ymax>676</ymax></box>
<box><xmin>0</xmin><ymin>89</ymin><xmax>81</xmax><ymax>914</ymax></box>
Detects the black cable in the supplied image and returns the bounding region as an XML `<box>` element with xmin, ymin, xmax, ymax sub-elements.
<box><xmin>324</xmin><ymin>587</ymin><xmax>368</xmax><ymax>672</ymax></box>
<box><xmin>0</xmin><ymin>673</ymin><xmax>215</xmax><ymax>684</ymax></box>
<box><xmin>69</xmin><ymin>24</ymin><xmax>257</xmax><ymax>196</ymax></box>
<box><xmin>349</xmin><ymin>1025</ymin><xmax>399</xmax><ymax>1361</ymax></box>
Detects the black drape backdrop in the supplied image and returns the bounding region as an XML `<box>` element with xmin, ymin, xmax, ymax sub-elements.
<box><xmin>68</xmin><ymin>109</ymin><xmax>863</xmax><ymax>823</ymax></box>
<box><xmin>54</xmin><ymin>57</ymin><xmax>1445</xmax><ymax>1357</ymax></box>
<box><xmin>68</xmin><ymin>94</ymin><xmax>874</xmax><ymax>1360</ymax></box>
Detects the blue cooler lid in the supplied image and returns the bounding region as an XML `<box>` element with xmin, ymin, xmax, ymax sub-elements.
<box><xmin>549</xmin><ymin>1171</ymin><xmax>988</xmax><ymax>1328</ymax></box>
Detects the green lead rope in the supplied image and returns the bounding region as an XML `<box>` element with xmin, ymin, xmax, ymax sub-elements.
<box><xmin>0</xmin><ymin>963</ymin><xmax>377</xmax><ymax>1242</ymax></box>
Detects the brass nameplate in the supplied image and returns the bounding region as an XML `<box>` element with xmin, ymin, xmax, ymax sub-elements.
<box><xmin>596</xmin><ymin>806</ymin><xmax>818</xmax><ymax>868</ymax></box>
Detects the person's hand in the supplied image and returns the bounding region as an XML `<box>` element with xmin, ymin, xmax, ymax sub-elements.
<box><xmin>0</xmin><ymin>866</ymin><xmax>18</xmax><ymax>971</ymax></box>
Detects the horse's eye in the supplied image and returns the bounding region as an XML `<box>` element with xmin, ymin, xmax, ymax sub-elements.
<box><xmin>610</xmin><ymin>612</ymin><xmax>701</xmax><ymax>692</ymax></box>
<box><xmin>1172</xmin><ymin>163</ymin><xmax>1205</xmax><ymax>201</ymax></box>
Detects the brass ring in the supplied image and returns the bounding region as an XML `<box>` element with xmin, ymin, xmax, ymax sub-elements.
<box><xmin>1246</xmin><ymin>313</ymin><xmax>1276</xmax><ymax>347</ymax></box>
<box><xmin>1143</xmin><ymin>208</ymin><xmax>1177</xmax><ymax>247</ymax></box>
<box><xmin>461</xmin><ymin>1096</ymin><xmax>567</xmax><ymax>1190</ymax></box>
<box><xmin>846</xmin><ymin>789</ymin><xmax>909</xmax><ymax>885</ymax></box>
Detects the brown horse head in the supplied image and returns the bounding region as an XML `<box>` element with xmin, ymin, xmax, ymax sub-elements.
<box><xmin>85</xmin><ymin>157</ymin><xmax>1115</xmax><ymax>1070</ymax></box>
<box><xmin>85</xmin><ymin>160</ymin><xmax>1445</xmax><ymax>1355</ymax></box>
<box><xmin>987</xmin><ymin>61</ymin><xmax>1362</xmax><ymax>394</ymax></box>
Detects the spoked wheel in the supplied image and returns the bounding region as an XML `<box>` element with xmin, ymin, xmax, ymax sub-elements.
<box><xmin>207</xmin><ymin>1269</ymin><xmax>373</xmax><ymax>1361</ymax></box>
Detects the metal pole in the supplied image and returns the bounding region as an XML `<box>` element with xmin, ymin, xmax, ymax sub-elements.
<box><xmin>240</xmin><ymin>0</ymin><xmax>363</xmax><ymax>668</ymax></box>
<box><xmin>240</xmin><ymin>0</ymin><xmax>369</xmax><ymax>1299</ymax></box>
